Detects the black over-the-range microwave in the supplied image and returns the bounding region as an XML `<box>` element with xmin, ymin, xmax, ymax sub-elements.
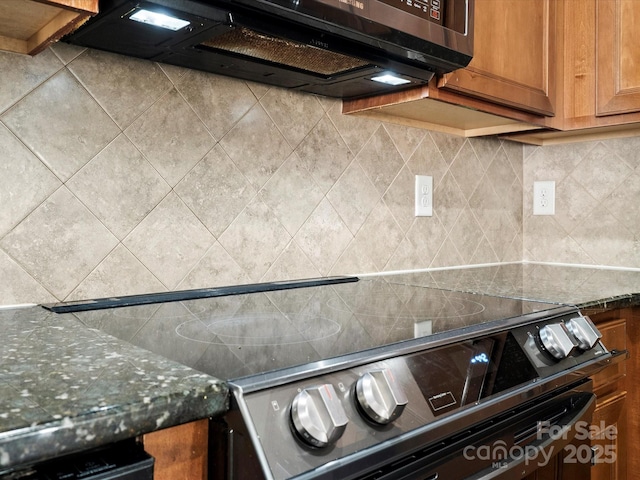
<box><xmin>63</xmin><ymin>0</ymin><xmax>474</xmax><ymax>99</ymax></box>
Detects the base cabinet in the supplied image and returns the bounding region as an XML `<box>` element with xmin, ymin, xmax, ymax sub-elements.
<box><xmin>142</xmin><ymin>419</ymin><xmax>209</xmax><ymax>480</ymax></box>
<box><xmin>591</xmin><ymin>391</ymin><xmax>627</xmax><ymax>480</ymax></box>
<box><xmin>575</xmin><ymin>310</ymin><xmax>634</xmax><ymax>480</ymax></box>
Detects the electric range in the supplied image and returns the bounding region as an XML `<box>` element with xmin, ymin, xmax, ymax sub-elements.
<box><xmin>47</xmin><ymin>275</ymin><xmax>626</xmax><ymax>480</ymax></box>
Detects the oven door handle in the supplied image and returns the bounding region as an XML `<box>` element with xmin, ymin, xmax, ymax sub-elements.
<box><xmin>470</xmin><ymin>391</ymin><xmax>596</xmax><ymax>480</ymax></box>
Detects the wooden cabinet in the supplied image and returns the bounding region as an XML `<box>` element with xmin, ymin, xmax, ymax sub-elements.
<box><xmin>590</xmin><ymin>317</ymin><xmax>628</xmax><ymax>480</ymax></box>
<box><xmin>345</xmin><ymin>0</ymin><xmax>640</xmax><ymax>143</ymax></box>
<box><xmin>142</xmin><ymin>419</ymin><xmax>209</xmax><ymax>480</ymax></box>
<box><xmin>506</xmin><ymin>0</ymin><xmax>640</xmax><ymax>144</ymax></box>
<box><xmin>438</xmin><ymin>0</ymin><xmax>556</xmax><ymax>117</ymax></box>
<box><xmin>580</xmin><ymin>309</ymin><xmax>639</xmax><ymax>480</ymax></box>
<box><xmin>596</xmin><ymin>0</ymin><xmax>640</xmax><ymax>116</ymax></box>
<box><xmin>342</xmin><ymin>0</ymin><xmax>555</xmax><ymax>137</ymax></box>
<box><xmin>0</xmin><ymin>0</ymin><xmax>98</xmax><ymax>56</ymax></box>
<box><xmin>591</xmin><ymin>391</ymin><xmax>627</xmax><ymax>480</ymax></box>
<box><xmin>554</xmin><ymin>0</ymin><xmax>640</xmax><ymax>127</ymax></box>
<box><xmin>595</xmin><ymin>0</ymin><xmax>640</xmax><ymax>117</ymax></box>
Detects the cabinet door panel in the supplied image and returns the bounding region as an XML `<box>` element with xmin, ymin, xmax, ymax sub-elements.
<box><xmin>597</xmin><ymin>0</ymin><xmax>640</xmax><ymax>115</ymax></box>
<box><xmin>591</xmin><ymin>391</ymin><xmax>627</xmax><ymax>480</ymax></box>
<box><xmin>591</xmin><ymin>318</ymin><xmax>626</xmax><ymax>396</ymax></box>
<box><xmin>438</xmin><ymin>0</ymin><xmax>555</xmax><ymax>116</ymax></box>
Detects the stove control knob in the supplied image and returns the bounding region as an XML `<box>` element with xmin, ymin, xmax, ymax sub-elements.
<box><xmin>566</xmin><ymin>315</ymin><xmax>602</xmax><ymax>350</ymax></box>
<box><xmin>539</xmin><ymin>323</ymin><xmax>575</xmax><ymax>360</ymax></box>
<box><xmin>355</xmin><ymin>368</ymin><xmax>408</xmax><ymax>425</ymax></box>
<box><xmin>290</xmin><ymin>384</ymin><xmax>348</xmax><ymax>448</ymax></box>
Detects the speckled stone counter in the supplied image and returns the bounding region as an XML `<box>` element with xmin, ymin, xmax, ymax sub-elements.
<box><xmin>384</xmin><ymin>263</ymin><xmax>640</xmax><ymax>310</ymax></box>
<box><xmin>0</xmin><ymin>305</ymin><xmax>227</xmax><ymax>471</ymax></box>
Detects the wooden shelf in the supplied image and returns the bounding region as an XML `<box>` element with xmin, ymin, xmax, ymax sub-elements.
<box><xmin>0</xmin><ymin>0</ymin><xmax>98</xmax><ymax>56</ymax></box>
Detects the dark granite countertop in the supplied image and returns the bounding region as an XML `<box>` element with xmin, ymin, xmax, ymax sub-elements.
<box><xmin>383</xmin><ymin>262</ymin><xmax>640</xmax><ymax>311</ymax></box>
<box><xmin>0</xmin><ymin>305</ymin><xmax>227</xmax><ymax>471</ymax></box>
<box><xmin>2</xmin><ymin>262</ymin><xmax>639</xmax><ymax>472</ymax></box>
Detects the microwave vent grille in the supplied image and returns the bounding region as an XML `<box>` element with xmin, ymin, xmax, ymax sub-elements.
<box><xmin>200</xmin><ymin>27</ymin><xmax>370</xmax><ymax>75</ymax></box>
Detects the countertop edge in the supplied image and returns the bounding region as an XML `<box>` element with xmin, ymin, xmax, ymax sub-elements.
<box><xmin>0</xmin><ymin>379</ymin><xmax>228</xmax><ymax>469</ymax></box>
<box><xmin>576</xmin><ymin>293</ymin><xmax>640</xmax><ymax>312</ymax></box>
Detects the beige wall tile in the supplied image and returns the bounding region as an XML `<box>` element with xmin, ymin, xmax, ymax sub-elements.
<box><xmin>2</xmin><ymin>70</ymin><xmax>120</xmax><ymax>181</ymax></box>
<box><xmin>125</xmin><ymin>88</ymin><xmax>215</xmax><ymax>186</ymax></box>
<box><xmin>569</xmin><ymin>143</ymin><xmax>632</xmax><ymax>201</ymax></box>
<box><xmin>21</xmin><ymin>46</ymin><xmax>640</xmax><ymax>304</ymax></box>
<box><xmin>352</xmin><ymin>201</ymin><xmax>404</xmax><ymax>270</ymax></box>
<box><xmin>448</xmin><ymin>141</ymin><xmax>484</xmax><ymax>202</ymax></box>
<box><xmin>217</xmin><ymin>197</ymin><xmax>292</xmax><ymax>280</ymax></box>
<box><xmin>0</xmin><ymin>124</ymin><xmax>61</xmax><ymax>237</ymax></box>
<box><xmin>383</xmin><ymin>123</ymin><xmax>426</xmax><ymax>161</ymax></box>
<box><xmin>175</xmin><ymin>145</ymin><xmax>256</xmax><ymax>237</ymax></box>
<box><xmin>382</xmin><ymin>166</ymin><xmax>415</xmax><ymax>234</ymax></box>
<box><xmin>260</xmin><ymin>89</ymin><xmax>325</xmax><ymax>148</ymax></box>
<box><xmin>123</xmin><ymin>193</ymin><xmax>215</xmax><ymax>288</ymax></box>
<box><xmin>326</xmin><ymin>161</ymin><xmax>379</xmax><ymax>235</ymax></box>
<box><xmin>67</xmin><ymin>134</ymin><xmax>171</xmax><ymax>239</ymax></box>
<box><xmin>68</xmin><ymin>49</ymin><xmax>173</xmax><ymax>129</ymax></box>
<box><xmin>262</xmin><ymin>242</ymin><xmax>322</xmax><ymax>282</ymax></box>
<box><xmin>0</xmin><ymin>187</ymin><xmax>119</xmax><ymax>299</ymax></box>
<box><xmin>66</xmin><ymin>245</ymin><xmax>166</xmax><ymax>301</ymax></box>
<box><xmin>524</xmin><ymin>138</ymin><xmax>640</xmax><ymax>268</ymax></box>
<box><xmin>296</xmin><ymin>115</ymin><xmax>353</xmax><ymax>193</ymax></box>
<box><xmin>176</xmin><ymin>69</ymin><xmax>258</xmax><ymax>140</ymax></box>
<box><xmin>327</xmin><ymin>102</ymin><xmax>380</xmax><ymax>155</ymax></box>
<box><xmin>0</xmin><ymin>250</ymin><xmax>56</xmax><ymax>305</ymax></box>
<box><xmin>177</xmin><ymin>242</ymin><xmax>251</xmax><ymax>290</ymax></box>
<box><xmin>294</xmin><ymin>199</ymin><xmax>353</xmax><ymax>275</ymax></box>
<box><xmin>259</xmin><ymin>153</ymin><xmax>324</xmax><ymax>236</ymax></box>
<box><xmin>220</xmin><ymin>103</ymin><xmax>292</xmax><ymax>189</ymax></box>
<box><xmin>0</xmin><ymin>49</ymin><xmax>62</xmax><ymax>114</ymax></box>
<box><xmin>356</xmin><ymin>126</ymin><xmax>405</xmax><ymax>195</ymax></box>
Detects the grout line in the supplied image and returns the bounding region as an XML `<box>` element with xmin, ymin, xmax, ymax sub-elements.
<box><xmin>522</xmin><ymin>260</ymin><xmax>640</xmax><ymax>272</ymax></box>
<box><xmin>357</xmin><ymin>261</ymin><xmax>525</xmax><ymax>278</ymax></box>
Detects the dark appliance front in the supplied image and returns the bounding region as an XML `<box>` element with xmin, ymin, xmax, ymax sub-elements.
<box><xmin>50</xmin><ymin>276</ymin><xmax>626</xmax><ymax>480</ymax></box>
<box><xmin>62</xmin><ymin>0</ymin><xmax>473</xmax><ymax>99</ymax></box>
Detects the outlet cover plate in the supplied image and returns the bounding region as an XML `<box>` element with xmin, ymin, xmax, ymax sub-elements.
<box><xmin>415</xmin><ymin>175</ymin><xmax>433</xmax><ymax>216</ymax></box>
<box><xmin>533</xmin><ymin>180</ymin><xmax>555</xmax><ymax>215</ymax></box>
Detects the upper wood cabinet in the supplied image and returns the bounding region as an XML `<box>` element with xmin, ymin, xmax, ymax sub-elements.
<box><xmin>596</xmin><ymin>0</ymin><xmax>640</xmax><ymax>116</ymax></box>
<box><xmin>0</xmin><ymin>0</ymin><xmax>98</xmax><ymax>56</ymax></box>
<box><xmin>508</xmin><ymin>0</ymin><xmax>640</xmax><ymax>143</ymax></box>
<box><xmin>345</xmin><ymin>0</ymin><xmax>640</xmax><ymax>143</ymax></box>
<box><xmin>438</xmin><ymin>0</ymin><xmax>556</xmax><ymax>117</ymax></box>
<box><xmin>558</xmin><ymin>0</ymin><xmax>640</xmax><ymax>127</ymax></box>
<box><xmin>342</xmin><ymin>0</ymin><xmax>554</xmax><ymax>137</ymax></box>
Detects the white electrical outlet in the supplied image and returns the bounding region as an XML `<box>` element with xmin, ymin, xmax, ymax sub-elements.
<box><xmin>415</xmin><ymin>175</ymin><xmax>433</xmax><ymax>217</ymax></box>
<box><xmin>533</xmin><ymin>180</ymin><xmax>556</xmax><ymax>215</ymax></box>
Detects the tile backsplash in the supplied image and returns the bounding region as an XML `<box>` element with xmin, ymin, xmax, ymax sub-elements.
<box><xmin>3</xmin><ymin>43</ymin><xmax>640</xmax><ymax>308</ymax></box>
<box><xmin>523</xmin><ymin>139</ymin><xmax>640</xmax><ymax>267</ymax></box>
<box><xmin>0</xmin><ymin>44</ymin><xmax>523</xmax><ymax>305</ymax></box>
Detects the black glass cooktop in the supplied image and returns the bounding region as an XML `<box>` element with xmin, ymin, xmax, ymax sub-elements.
<box><xmin>62</xmin><ymin>276</ymin><xmax>567</xmax><ymax>381</ymax></box>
